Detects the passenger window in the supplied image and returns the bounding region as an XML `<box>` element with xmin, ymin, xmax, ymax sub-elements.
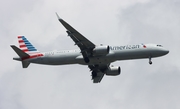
<box><xmin>157</xmin><ymin>45</ymin><xmax>163</xmax><ymax>47</ymax></box>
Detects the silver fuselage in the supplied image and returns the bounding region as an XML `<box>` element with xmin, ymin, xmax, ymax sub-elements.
<box><xmin>21</xmin><ymin>44</ymin><xmax>169</xmax><ymax>66</ymax></box>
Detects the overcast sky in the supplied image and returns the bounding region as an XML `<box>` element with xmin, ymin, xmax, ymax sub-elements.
<box><xmin>1</xmin><ymin>0</ymin><xmax>180</xmax><ymax>109</ymax></box>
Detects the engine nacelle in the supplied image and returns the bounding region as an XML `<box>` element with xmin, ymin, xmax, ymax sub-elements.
<box><xmin>93</xmin><ymin>45</ymin><xmax>110</xmax><ymax>56</ymax></box>
<box><xmin>105</xmin><ymin>66</ymin><xmax>121</xmax><ymax>76</ymax></box>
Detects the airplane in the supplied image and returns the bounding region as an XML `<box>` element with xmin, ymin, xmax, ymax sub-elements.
<box><xmin>10</xmin><ymin>13</ymin><xmax>169</xmax><ymax>83</ymax></box>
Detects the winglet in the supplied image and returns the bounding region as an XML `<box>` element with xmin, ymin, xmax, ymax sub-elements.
<box><xmin>55</xmin><ymin>12</ymin><xmax>61</xmax><ymax>20</ymax></box>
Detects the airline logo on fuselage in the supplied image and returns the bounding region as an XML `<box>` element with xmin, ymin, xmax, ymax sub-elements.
<box><xmin>110</xmin><ymin>45</ymin><xmax>140</xmax><ymax>51</ymax></box>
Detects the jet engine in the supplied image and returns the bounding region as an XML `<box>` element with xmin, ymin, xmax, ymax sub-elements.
<box><xmin>93</xmin><ymin>45</ymin><xmax>110</xmax><ymax>56</ymax></box>
<box><xmin>105</xmin><ymin>66</ymin><xmax>121</xmax><ymax>76</ymax></box>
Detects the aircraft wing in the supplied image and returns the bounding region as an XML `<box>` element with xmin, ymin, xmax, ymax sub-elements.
<box><xmin>88</xmin><ymin>64</ymin><xmax>109</xmax><ymax>83</ymax></box>
<box><xmin>56</xmin><ymin>13</ymin><xmax>108</xmax><ymax>83</ymax></box>
<box><xmin>56</xmin><ymin>13</ymin><xmax>95</xmax><ymax>61</ymax></box>
<box><xmin>92</xmin><ymin>72</ymin><xmax>104</xmax><ymax>83</ymax></box>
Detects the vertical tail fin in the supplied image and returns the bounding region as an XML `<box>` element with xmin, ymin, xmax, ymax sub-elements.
<box><xmin>18</xmin><ymin>36</ymin><xmax>40</xmax><ymax>54</ymax></box>
<box><xmin>11</xmin><ymin>36</ymin><xmax>42</xmax><ymax>68</ymax></box>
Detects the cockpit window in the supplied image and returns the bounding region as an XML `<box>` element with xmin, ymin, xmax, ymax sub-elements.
<box><xmin>157</xmin><ymin>45</ymin><xmax>163</xmax><ymax>47</ymax></box>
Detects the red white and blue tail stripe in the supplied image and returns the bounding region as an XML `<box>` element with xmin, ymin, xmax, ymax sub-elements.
<box><xmin>18</xmin><ymin>36</ymin><xmax>40</xmax><ymax>54</ymax></box>
<box><xmin>18</xmin><ymin>36</ymin><xmax>43</xmax><ymax>59</ymax></box>
<box><xmin>10</xmin><ymin>36</ymin><xmax>44</xmax><ymax>68</ymax></box>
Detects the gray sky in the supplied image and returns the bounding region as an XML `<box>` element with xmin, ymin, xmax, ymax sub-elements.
<box><xmin>1</xmin><ymin>0</ymin><xmax>180</xmax><ymax>109</ymax></box>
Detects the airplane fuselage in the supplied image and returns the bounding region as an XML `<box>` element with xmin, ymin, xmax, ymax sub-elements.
<box><xmin>20</xmin><ymin>43</ymin><xmax>168</xmax><ymax>66</ymax></box>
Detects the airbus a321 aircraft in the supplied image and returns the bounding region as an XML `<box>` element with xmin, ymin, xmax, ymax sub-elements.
<box><xmin>11</xmin><ymin>13</ymin><xmax>169</xmax><ymax>83</ymax></box>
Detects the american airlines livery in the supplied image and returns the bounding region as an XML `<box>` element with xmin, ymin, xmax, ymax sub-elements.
<box><xmin>11</xmin><ymin>13</ymin><xmax>169</xmax><ymax>83</ymax></box>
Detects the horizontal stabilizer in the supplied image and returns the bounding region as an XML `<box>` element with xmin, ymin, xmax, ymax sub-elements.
<box><xmin>10</xmin><ymin>45</ymin><xmax>29</xmax><ymax>58</ymax></box>
<box><xmin>22</xmin><ymin>61</ymin><xmax>30</xmax><ymax>68</ymax></box>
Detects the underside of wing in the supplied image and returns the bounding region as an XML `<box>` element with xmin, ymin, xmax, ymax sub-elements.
<box><xmin>88</xmin><ymin>64</ymin><xmax>121</xmax><ymax>83</ymax></box>
<box><xmin>89</xmin><ymin>64</ymin><xmax>109</xmax><ymax>83</ymax></box>
<box><xmin>92</xmin><ymin>71</ymin><xmax>104</xmax><ymax>83</ymax></box>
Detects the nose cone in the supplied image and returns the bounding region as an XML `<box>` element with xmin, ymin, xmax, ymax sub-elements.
<box><xmin>163</xmin><ymin>49</ymin><xmax>169</xmax><ymax>55</ymax></box>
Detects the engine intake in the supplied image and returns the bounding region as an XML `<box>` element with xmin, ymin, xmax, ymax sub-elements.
<box><xmin>105</xmin><ymin>66</ymin><xmax>121</xmax><ymax>76</ymax></box>
<box><xmin>93</xmin><ymin>45</ymin><xmax>110</xmax><ymax>56</ymax></box>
